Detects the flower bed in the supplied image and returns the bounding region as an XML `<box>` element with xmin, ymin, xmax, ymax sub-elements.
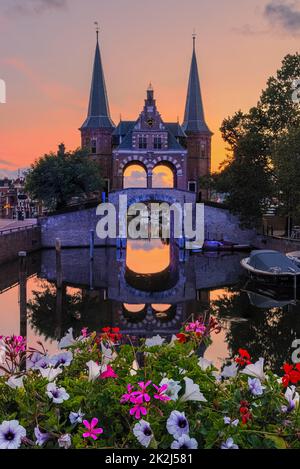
<box><xmin>0</xmin><ymin>319</ymin><xmax>300</xmax><ymax>450</ymax></box>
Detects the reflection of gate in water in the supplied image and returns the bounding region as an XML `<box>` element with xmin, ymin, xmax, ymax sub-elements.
<box><xmin>125</xmin><ymin>238</ymin><xmax>179</xmax><ymax>292</ymax></box>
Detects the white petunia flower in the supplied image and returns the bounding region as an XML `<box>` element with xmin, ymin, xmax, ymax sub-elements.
<box><xmin>0</xmin><ymin>420</ymin><xmax>26</xmax><ymax>449</ymax></box>
<box><xmin>101</xmin><ymin>342</ymin><xmax>117</xmax><ymax>364</ymax></box>
<box><xmin>69</xmin><ymin>409</ymin><xmax>85</xmax><ymax>425</ymax></box>
<box><xmin>6</xmin><ymin>376</ymin><xmax>24</xmax><ymax>389</ymax></box>
<box><xmin>248</xmin><ymin>377</ymin><xmax>265</xmax><ymax>396</ymax></box>
<box><xmin>181</xmin><ymin>377</ymin><xmax>207</xmax><ymax>403</ymax></box>
<box><xmin>224</xmin><ymin>417</ymin><xmax>239</xmax><ymax>427</ymax></box>
<box><xmin>198</xmin><ymin>357</ymin><xmax>213</xmax><ymax>371</ymax></box>
<box><xmin>159</xmin><ymin>378</ymin><xmax>181</xmax><ymax>401</ymax></box>
<box><xmin>166</xmin><ymin>411</ymin><xmax>189</xmax><ymax>439</ymax></box>
<box><xmin>145</xmin><ymin>335</ymin><xmax>165</xmax><ymax>348</ymax></box>
<box><xmin>282</xmin><ymin>386</ymin><xmax>300</xmax><ymax>413</ymax></box>
<box><xmin>46</xmin><ymin>383</ymin><xmax>69</xmax><ymax>404</ymax></box>
<box><xmin>171</xmin><ymin>434</ymin><xmax>198</xmax><ymax>449</ymax></box>
<box><xmin>133</xmin><ymin>420</ymin><xmax>153</xmax><ymax>448</ymax></box>
<box><xmin>38</xmin><ymin>366</ymin><xmax>63</xmax><ymax>382</ymax></box>
<box><xmin>50</xmin><ymin>352</ymin><xmax>73</xmax><ymax>367</ymax></box>
<box><xmin>58</xmin><ymin>328</ymin><xmax>76</xmax><ymax>349</ymax></box>
<box><xmin>221</xmin><ymin>363</ymin><xmax>238</xmax><ymax>379</ymax></box>
<box><xmin>130</xmin><ymin>359</ymin><xmax>139</xmax><ymax>377</ymax></box>
<box><xmin>58</xmin><ymin>434</ymin><xmax>72</xmax><ymax>449</ymax></box>
<box><xmin>86</xmin><ymin>360</ymin><xmax>101</xmax><ymax>382</ymax></box>
<box><xmin>241</xmin><ymin>358</ymin><xmax>266</xmax><ymax>382</ymax></box>
<box><xmin>221</xmin><ymin>437</ymin><xmax>239</xmax><ymax>449</ymax></box>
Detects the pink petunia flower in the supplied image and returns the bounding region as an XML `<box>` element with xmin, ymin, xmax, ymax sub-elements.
<box><xmin>153</xmin><ymin>384</ymin><xmax>171</xmax><ymax>402</ymax></box>
<box><xmin>100</xmin><ymin>365</ymin><xmax>118</xmax><ymax>379</ymax></box>
<box><xmin>82</xmin><ymin>418</ymin><xmax>103</xmax><ymax>441</ymax></box>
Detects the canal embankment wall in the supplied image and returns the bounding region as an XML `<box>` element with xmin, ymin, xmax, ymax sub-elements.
<box><xmin>39</xmin><ymin>203</ymin><xmax>258</xmax><ymax>248</ymax></box>
<box><xmin>257</xmin><ymin>235</ymin><xmax>300</xmax><ymax>253</ymax></box>
<box><xmin>0</xmin><ymin>225</ymin><xmax>41</xmax><ymax>264</ymax></box>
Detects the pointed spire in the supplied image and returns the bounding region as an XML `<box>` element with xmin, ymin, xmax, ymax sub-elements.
<box><xmin>80</xmin><ymin>26</ymin><xmax>115</xmax><ymax>130</ymax></box>
<box><xmin>182</xmin><ymin>34</ymin><xmax>211</xmax><ymax>134</ymax></box>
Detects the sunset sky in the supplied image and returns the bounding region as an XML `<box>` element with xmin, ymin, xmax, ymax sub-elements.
<box><xmin>1</xmin><ymin>0</ymin><xmax>300</xmax><ymax>177</ymax></box>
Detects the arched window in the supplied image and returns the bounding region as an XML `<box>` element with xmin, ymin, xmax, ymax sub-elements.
<box><xmin>123</xmin><ymin>163</ymin><xmax>147</xmax><ymax>189</ymax></box>
<box><xmin>152</xmin><ymin>164</ymin><xmax>175</xmax><ymax>188</ymax></box>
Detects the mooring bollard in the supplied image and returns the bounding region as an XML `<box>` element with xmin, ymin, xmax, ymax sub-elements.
<box><xmin>18</xmin><ymin>251</ymin><xmax>27</xmax><ymax>368</ymax></box>
<box><xmin>55</xmin><ymin>238</ymin><xmax>62</xmax><ymax>289</ymax></box>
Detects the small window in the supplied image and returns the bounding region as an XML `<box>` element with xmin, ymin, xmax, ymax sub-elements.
<box><xmin>201</xmin><ymin>143</ymin><xmax>206</xmax><ymax>158</ymax></box>
<box><xmin>154</xmin><ymin>136</ymin><xmax>162</xmax><ymax>150</ymax></box>
<box><xmin>91</xmin><ymin>139</ymin><xmax>97</xmax><ymax>154</ymax></box>
<box><xmin>188</xmin><ymin>181</ymin><xmax>197</xmax><ymax>193</ymax></box>
<box><xmin>138</xmin><ymin>136</ymin><xmax>147</xmax><ymax>149</ymax></box>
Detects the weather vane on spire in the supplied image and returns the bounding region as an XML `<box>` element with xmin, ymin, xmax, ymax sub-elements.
<box><xmin>192</xmin><ymin>29</ymin><xmax>196</xmax><ymax>50</ymax></box>
<box><xmin>94</xmin><ymin>21</ymin><xmax>100</xmax><ymax>41</ymax></box>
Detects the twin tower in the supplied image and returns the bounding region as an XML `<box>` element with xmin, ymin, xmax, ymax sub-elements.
<box><xmin>80</xmin><ymin>33</ymin><xmax>212</xmax><ymax>200</ymax></box>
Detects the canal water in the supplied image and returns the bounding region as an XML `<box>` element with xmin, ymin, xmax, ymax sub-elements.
<box><xmin>0</xmin><ymin>242</ymin><xmax>300</xmax><ymax>373</ymax></box>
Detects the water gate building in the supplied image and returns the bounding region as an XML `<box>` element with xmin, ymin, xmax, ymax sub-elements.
<box><xmin>80</xmin><ymin>33</ymin><xmax>212</xmax><ymax>200</ymax></box>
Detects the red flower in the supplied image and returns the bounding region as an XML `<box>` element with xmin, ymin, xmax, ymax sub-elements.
<box><xmin>235</xmin><ymin>349</ymin><xmax>252</xmax><ymax>367</ymax></box>
<box><xmin>241</xmin><ymin>412</ymin><xmax>252</xmax><ymax>425</ymax></box>
<box><xmin>282</xmin><ymin>375</ymin><xmax>290</xmax><ymax>388</ymax></box>
<box><xmin>176</xmin><ymin>333</ymin><xmax>187</xmax><ymax>343</ymax></box>
<box><xmin>283</xmin><ymin>363</ymin><xmax>293</xmax><ymax>374</ymax></box>
<box><xmin>282</xmin><ymin>363</ymin><xmax>300</xmax><ymax>387</ymax></box>
<box><xmin>100</xmin><ymin>327</ymin><xmax>122</xmax><ymax>343</ymax></box>
<box><xmin>239</xmin><ymin>401</ymin><xmax>252</xmax><ymax>425</ymax></box>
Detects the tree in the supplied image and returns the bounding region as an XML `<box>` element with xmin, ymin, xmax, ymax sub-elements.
<box><xmin>25</xmin><ymin>145</ymin><xmax>103</xmax><ymax>211</ymax></box>
<box><xmin>273</xmin><ymin>128</ymin><xmax>300</xmax><ymax>226</ymax></box>
<box><xmin>216</xmin><ymin>53</ymin><xmax>300</xmax><ymax>227</ymax></box>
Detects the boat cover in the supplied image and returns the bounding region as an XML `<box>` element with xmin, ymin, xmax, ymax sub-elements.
<box><xmin>248</xmin><ymin>250</ymin><xmax>300</xmax><ymax>273</ymax></box>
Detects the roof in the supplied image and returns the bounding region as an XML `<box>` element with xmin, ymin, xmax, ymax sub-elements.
<box><xmin>80</xmin><ymin>38</ymin><xmax>115</xmax><ymax>130</ymax></box>
<box><xmin>113</xmin><ymin>121</ymin><xmax>187</xmax><ymax>151</ymax></box>
<box><xmin>112</xmin><ymin>121</ymin><xmax>135</xmax><ymax>137</ymax></box>
<box><xmin>182</xmin><ymin>42</ymin><xmax>211</xmax><ymax>134</ymax></box>
<box><xmin>165</xmin><ymin>122</ymin><xmax>187</xmax><ymax>138</ymax></box>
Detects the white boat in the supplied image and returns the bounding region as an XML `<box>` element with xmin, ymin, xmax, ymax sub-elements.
<box><xmin>241</xmin><ymin>250</ymin><xmax>300</xmax><ymax>287</ymax></box>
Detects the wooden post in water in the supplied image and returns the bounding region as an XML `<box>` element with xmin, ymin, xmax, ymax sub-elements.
<box><xmin>55</xmin><ymin>238</ymin><xmax>62</xmax><ymax>289</ymax></box>
<box><xmin>90</xmin><ymin>229</ymin><xmax>95</xmax><ymax>261</ymax></box>
<box><xmin>55</xmin><ymin>238</ymin><xmax>64</xmax><ymax>340</ymax></box>
<box><xmin>18</xmin><ymin>251</ymin><xmax>27</xmax><ymax>370</ymax></box>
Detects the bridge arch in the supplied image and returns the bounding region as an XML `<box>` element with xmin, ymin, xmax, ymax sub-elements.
<box><xmin>152</xmin><ymin>162</ymin><xmax>176</xmax><ymax>189</ymax></box>
<box><xmin>123</xmin><ymin>161</ymin><xmax>148</xmax><ymax>189</ymax></box>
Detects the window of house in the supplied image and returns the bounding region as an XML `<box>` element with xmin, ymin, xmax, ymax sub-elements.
<box><xmin>154</xmin><ymin>136</ymin><xmax>162</xmax><ymax>150</ymax></box>
<box><xmin>91</xmin><ymin>139</ymin><xmax>97</xmax><ymax>154</ymax></box>
<box><xmin>201</xmin><ymin>143</ymin><xmax>206</xmax><ymax>158</ymax></box>
<box><xmin>188</xmin><ymin>181</ymin><xmax>197</xmax><ymax>193</ymax></box>
<box><xmin>138</xmin><ymin>136</ymin><xmax>147</xmax><ymax>149</ymax></box>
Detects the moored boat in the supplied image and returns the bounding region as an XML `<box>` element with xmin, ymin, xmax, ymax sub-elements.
<box><xmin>241</xmin><ymin>250</ymin><xmax>300</xmax><ymax>287</ymax></box>
<box><xmin>192</xmin><ymin>240</ymin><xmax>252</xmax><ymax>253</ymax></box>
<box><xmin>286</xmin><ymin>251</ymin><xmax>300</xmax><ymax>267</ymax></box>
